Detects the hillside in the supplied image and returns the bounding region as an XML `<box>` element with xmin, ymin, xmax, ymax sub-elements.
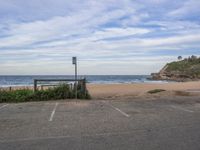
<box><xmin>151</xmin><ymin>56</ymin><xmax>200</xmax><ymax>82</ymax></box>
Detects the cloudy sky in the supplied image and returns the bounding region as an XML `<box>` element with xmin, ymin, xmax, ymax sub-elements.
<box><xmin>0</xmin><ymin>0</ymin><xmax>200</xmax><ymax>75</ymax></box>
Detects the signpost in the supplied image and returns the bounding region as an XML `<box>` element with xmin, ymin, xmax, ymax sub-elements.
<box><xmin>72</xmin><ymin>57</ymin><xmax>77</xmax><ymax>99</ymax></box>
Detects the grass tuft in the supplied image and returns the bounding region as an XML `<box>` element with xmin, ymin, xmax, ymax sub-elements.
<box><xmin>147</xmin><ymin>89</ymin><xmax>166</xmax><ymax>94</ymax></box>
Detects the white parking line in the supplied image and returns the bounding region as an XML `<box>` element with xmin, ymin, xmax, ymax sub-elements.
<box><xmin>49</xmin><ymin>103</ymin><xmax>59</xmax><ymax>121</ymax></box>
<box><xmin>105</xmin><ymin>102</ymin><xmax>130</xmax><ymax>117</ymax></box>
<box><xmin>0</xmin><ymin>104</ymin><xmax>8</xmax><ymax>110</ymax></box>
<box><xmin>170</xmin><ymin>105</ymin><xmax>194</xmax><ymax>113</ymax></box>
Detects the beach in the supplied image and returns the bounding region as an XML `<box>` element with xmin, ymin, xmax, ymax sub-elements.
<box><xmin>1</xmin><ymin>81</ymin><xmax>200</xmax><ymax>100</ymax></box>
<box><xmin>87</xmin><ymin>81</ymin><xmax>200</xmax><ymax>100</ymax></box>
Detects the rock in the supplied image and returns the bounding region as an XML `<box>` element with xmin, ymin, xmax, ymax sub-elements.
<box><xmin>150</xmin><ymin>65</ymin><xmax>199</xmax><ymax>82</ymax></box>
<box><xmin>150</xmin><ymin>56</ymin><xmax>200</xmax><ymax>82</ymax></box>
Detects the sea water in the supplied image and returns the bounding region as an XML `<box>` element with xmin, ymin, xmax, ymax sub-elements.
<box><xmin>0</xmin><ymin>75</ymin><xmax>168</xmax><ymax>87</ymax></box>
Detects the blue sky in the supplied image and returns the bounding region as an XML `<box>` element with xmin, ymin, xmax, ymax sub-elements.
<box><xmin>0</xmin><ymin>0</ymin><xmax>200</xmax><ymax>75</ymax></box>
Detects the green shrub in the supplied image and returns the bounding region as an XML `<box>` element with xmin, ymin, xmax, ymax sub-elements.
<box><xmin>0</xmin><ymin>84</ymin><xmax>91</xmax><ymax>103</ymax></box>
<box><xmin>77</xmin><ymin>89</ymin><xmax>91</xmax><ymax>99</ymax></box>
<box><xmin>148</xmin><ymin>89</ymin><xmax>166</xmax><ymax>94</ymax></box>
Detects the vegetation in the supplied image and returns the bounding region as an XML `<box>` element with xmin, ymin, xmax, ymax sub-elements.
<box><xmin>166</xmin><ymin>55</ymin><xmax>200</xmax><ymax>78</ymax></box>
<box><xmin>148</xmin><ymin>89</ymin><xmax>166</xmax><ymax>94</ymax></box>
<box><xmin>0</xmin><ymin>84</ymin><xmax>91</xmax><ymax>103</ymax></box>
<box><xmin>177</xmin><ymin>56</ymin><xmax>182</xmax><ymax>61</ymax></box>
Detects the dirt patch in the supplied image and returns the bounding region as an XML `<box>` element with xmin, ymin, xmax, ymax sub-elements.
<box><xmin>175</xmin><ymin>91</ymin><xmax>191</xmax><ymax>96</ymax></box>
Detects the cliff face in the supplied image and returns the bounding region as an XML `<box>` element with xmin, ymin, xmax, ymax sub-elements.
<box><xmin>151</xmin><ymin>57</ymin><xmax>200</xmax><ymax>82</ymax></box>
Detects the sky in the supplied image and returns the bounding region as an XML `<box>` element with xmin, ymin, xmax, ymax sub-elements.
<box><xmin>0</xmin><ymin>0</ymin><xmax>200</xmax><ymax>75</ymax></box>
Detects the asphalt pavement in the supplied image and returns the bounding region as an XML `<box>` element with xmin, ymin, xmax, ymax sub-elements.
<box><xmin>0</xmin><ymin>97</ymin><xmax>200</xmax><ymax>150</ymax></box>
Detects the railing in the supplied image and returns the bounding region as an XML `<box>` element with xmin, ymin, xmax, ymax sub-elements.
<box><xmin>33</xmin><ymin>78</ymin><xmax>86</xmax><ymax>94</ymax></box>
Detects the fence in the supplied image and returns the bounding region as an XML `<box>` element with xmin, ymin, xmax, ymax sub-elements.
<box><xmin>33</xmin><ymin>78</ymin><xmax>86</xmax><ymax>94</ymax></box>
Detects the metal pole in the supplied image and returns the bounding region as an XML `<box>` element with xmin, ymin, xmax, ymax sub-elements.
<box><xmin>72</xmin><ymin>57</ymin><xmax>78</xmax><ymax>99</ymax></box>
<box><xmin>75</xmin><ymin>61</ymin><xmax>77</xmax><ymax>99</ymax></box>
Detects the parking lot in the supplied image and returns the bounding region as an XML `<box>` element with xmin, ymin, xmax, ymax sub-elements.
<box><xmin>0</xmin><ymin>97</ymin><xmax>200</xmax><ymax>150</ymax></box>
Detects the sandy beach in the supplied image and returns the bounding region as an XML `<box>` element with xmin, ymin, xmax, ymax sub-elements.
<box><xmin>87</xmin><ymin>81</ymin><xmax>200</xmax><ymax>100</ymax></box>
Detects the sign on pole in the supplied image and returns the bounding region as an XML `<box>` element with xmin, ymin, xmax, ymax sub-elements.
<box><xmin>72</xmin><ymin>57</ymin><xmax>77</xmax><ymax>99</ymax></box>
<box><xmin>72</xmin><ymin>57</ymin><xmax>76</xmax><ymax>65</ymax></box>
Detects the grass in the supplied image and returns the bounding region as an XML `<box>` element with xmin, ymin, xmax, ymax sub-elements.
<box><xmin>0</xmin><ymin>84</ymin><xmax>91</xmax><ymax>103</ymax></box>
<box><xmin>148</xmin><ymin>89</ymin><xmax>166</xmax><ymax>94</ymax></box>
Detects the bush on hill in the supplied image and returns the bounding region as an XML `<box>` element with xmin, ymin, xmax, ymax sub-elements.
<box><xmin>166</xmin><ymin>55</ymin><xmax>200</xmax><ymax>78</ymax></box>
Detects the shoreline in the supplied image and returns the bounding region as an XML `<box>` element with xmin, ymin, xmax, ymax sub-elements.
<box><xmin>0</xmin><ymin>79</ymin><xmax>175</xmax><ymax>88</ymax></box>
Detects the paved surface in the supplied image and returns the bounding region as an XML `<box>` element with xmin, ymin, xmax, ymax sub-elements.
<box><xmin>0</xmin><ymin>97</ymin><xmax>200</xmax><ymax>150</ymax></box>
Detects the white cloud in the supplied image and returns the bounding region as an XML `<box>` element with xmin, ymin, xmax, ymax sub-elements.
<box><xmin>168</xmin><ymin>0</ymin><xmax>200</xmax><ymax>18</ymax></box>
<box><xmin>94</xmin><ymin>28</ymin><xmax>150</xmax><ymax>39</ymax></box>
<box><xmin>0</xmin><ymin>3</ymin><xmax>139</xmax><ymax>48</ymax></box>
<box><xmin>0</xmin><ymin>0</ymin><xmax>200</xmax><ymax>75</ymax></box>
<box><xmin>0</xmin><ymin>55</ymin><xmax>176</xmax><ymax>75</ymax></box>
<box><xmin>136</xmin><ymin>34</ymin><xmax>200</xmax><ymax>47</ymax></box>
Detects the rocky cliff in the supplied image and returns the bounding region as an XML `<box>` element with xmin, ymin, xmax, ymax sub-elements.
<box><xmin>151</xmin><ymin>56</ymin><xmax>200</xmax><ymax>82</ymax></box>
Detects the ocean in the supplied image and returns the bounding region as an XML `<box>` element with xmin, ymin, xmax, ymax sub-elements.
<box><xmin>0</xmin><ymin>75</ymin><xmax>168</xmax><ymax>87</ymax></box>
